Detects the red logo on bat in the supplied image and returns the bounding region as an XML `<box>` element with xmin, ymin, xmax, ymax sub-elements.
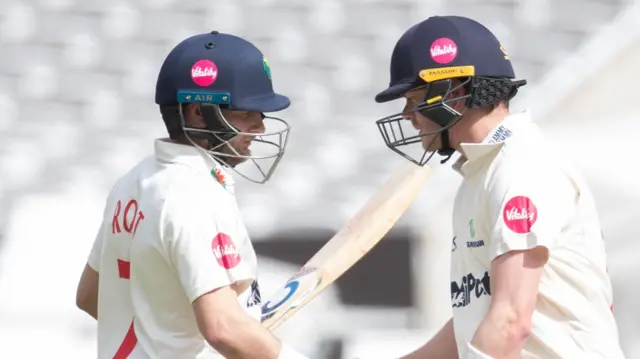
<box><xmin>503</xmin><ymin>196</ymin><xmax>537</xmax><ymax>234</ymax></box>
<box><xmin>212</xmin><ymin>233</ymin><xmax>241</xmax><ymax>269</ymax></box>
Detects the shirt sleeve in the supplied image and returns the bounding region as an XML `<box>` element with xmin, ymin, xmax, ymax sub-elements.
<box><xmin>486</xmin><ymin>158</ymin><xmax>579</xmax><ymax>261</ymax></box>
<box><xmin>87</xmin><ymin>221</ymin><xmax>105</xmax><ymax>271</ymax></box>
<box><xmin>88</xmin><ymin>191</ymin><xmax>115</xmax><ymax>271</ymax></box>
<box><xmin>161</xmin><ymin>184</ymin><xmax>251</xmax><ymax>303</ymax></box>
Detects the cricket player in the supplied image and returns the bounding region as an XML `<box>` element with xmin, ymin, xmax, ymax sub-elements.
<box><xmin>75</xmin><ymin>31</ymin><xmax>309</xmax><ymax>359</ymax></box>
<box><xmin>373</xmin><ymin>16</ymin><xmax>626</xmax><ymax>359</ymax></box>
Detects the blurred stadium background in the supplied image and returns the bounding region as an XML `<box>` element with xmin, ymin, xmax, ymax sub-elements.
<box><xmin>0</xmin><ymin>0</ymin><xmax>639</xmax><ymax>357</ymax></box>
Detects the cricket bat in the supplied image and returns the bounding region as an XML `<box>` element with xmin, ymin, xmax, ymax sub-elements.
<box><xmin>261</xmin><ymin>162</ymin><xmax>433</xmax><ymax>330</ymax></box>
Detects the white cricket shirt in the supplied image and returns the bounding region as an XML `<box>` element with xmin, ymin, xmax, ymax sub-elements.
<box><xmin>449</xmin><ymin>111</ymin><xmax>625</xmax><ymax>358</ymax></box>
<box><xmin>87</xmin><ymin>139</ymin><xmax>261</xmax><ymax>359</ymax></box>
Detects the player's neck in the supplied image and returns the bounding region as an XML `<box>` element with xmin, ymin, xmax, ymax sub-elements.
<box><xmin>453</xmin><ymin>105</ymin><xmax>510</xmax><ymax>150</ymax></box>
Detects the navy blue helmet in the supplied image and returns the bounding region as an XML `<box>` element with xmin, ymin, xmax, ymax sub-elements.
<box><xmin>155</xmin><ymin>31</ymin><xmax>291</xmax><ymax>183</ymax></box>
<box><xmin>374</xmin><ymin>16</ymin><xmax>527</xmax><ymax>165</ymax></box>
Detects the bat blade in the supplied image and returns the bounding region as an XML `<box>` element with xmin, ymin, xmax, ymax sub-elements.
<box><xmin>261</xmin><ymin>162</ymin><xmax>433</xmax><ymax>330</ymax></box>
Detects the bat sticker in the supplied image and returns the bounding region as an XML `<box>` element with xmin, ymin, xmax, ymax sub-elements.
<box><xmin>260</xmin><ymin>267</ymin><xmax>321</xmax><ymax>322</ymax></box>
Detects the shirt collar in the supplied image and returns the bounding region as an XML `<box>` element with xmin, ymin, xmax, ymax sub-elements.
<box><xmin>154</xmin><ymin>139</ymin><xmax>236</xmax><ymax>192</ymax></box>
<box><xmin>452</xmin><ymin>110</ymin><xmax>532</xmax><ymax>175</ymax></box>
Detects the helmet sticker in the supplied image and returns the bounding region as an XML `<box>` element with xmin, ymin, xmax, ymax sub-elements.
<box><xmin>262</xmin><ymin>57</ymin><xmax>271</xmax><ymax>80</ymax></box>
<box><xmin>430</xmin><ymin>38</ymin><xmax>458</xmax><ymax>64</ymax></box>
<box><xmin>191</xmin><ymin>59</ymin><xmax>218</xmax><ymax>87</ymax></box>
<box><xmin>500</xmin><ymin>43</ymin><xmax>510</xmax><ymax>60</ymax></box>
<box><xmin>503</xmin><ymin>196</ymin><xmax>538</xmax><ymax>234</ymax></box>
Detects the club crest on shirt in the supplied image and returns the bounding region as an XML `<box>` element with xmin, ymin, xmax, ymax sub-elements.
<box><xmin>211</xmin><ymin>168</ymin><xmax>227</xmax><ymax>188</ymax></box>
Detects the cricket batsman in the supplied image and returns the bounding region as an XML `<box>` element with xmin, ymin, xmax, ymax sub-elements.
<box><xmin>373</xmin><ymin>15</ymin><xmax>626</xmax><ymax>359</ymax></box>
<box><xmin>75</xmin><ymin>31</ymin><xmax>309</xmax><ymax>359</ymax></box>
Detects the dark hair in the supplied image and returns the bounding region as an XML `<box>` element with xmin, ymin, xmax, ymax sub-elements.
<box><xmin>159</xmin><ymin>103</ymin><xmax>191</xmax><ymax>139</ymax></box>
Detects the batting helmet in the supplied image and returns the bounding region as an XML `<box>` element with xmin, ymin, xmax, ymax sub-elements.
<box><xmin>375</xmin><ymin>16</ymin><xmax>527</xmax><ymax>165</ymax></box>
<box><xmin>155</xmin><ymin>31</ymin><xmax>291</xmax><ymax>183</ymax></box>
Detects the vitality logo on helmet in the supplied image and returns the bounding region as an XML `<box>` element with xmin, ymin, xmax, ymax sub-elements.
<box><xmin>430</xmin><ymin>38</ymin><xmax>458</xmax><ymax>64</ymax></box>
<box><xmin>191</xmin><ymin>59</ymin><xmax>218</xmax><ymax>87</ymax></box>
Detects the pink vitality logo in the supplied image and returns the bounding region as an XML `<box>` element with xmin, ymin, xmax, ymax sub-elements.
<box><xmin>211</xmin><ymin>232</ymin><xmax>241</xmax><ymax>269</ymax></box>
<box><xmin>503</xmin><ymin>196</ymin><xmax>538</xmax><ymax>234</ymax></box>
<box><xmin>191</xmin><ymin>59</ymin><xmax>218</xmax><ymax>86</ymax></box>
<box><xmin>430</xmin><ymin>38</ymin><xmax>458</xmax><ymax>64</ymax></box>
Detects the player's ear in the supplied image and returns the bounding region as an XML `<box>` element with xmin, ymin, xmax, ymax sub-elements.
<box><xmin>448</xmin><ymin>79</ymin><xmax>470</xmax><ymax>112</ymax></box>
<box><xmin>452</xmin><ymin>79</ymin><xmax>467</xmax><ymax>97</ymax></box>
<box><xmin>185</xmin><ymin>104</ymin><xmax>206</xmax><ymax>128</ymax></box>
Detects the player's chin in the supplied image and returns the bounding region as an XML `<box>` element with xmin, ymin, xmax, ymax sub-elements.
<box><xmin>236</xmin><ymin>146</ymin><xmax>251</xmax><ymax>157</ymax></box>
<box><xmin>235</xmin><ymin>149</ymin><xmax>252</xmax><ymax>162</ymax></box>
<box><xmin>224</xmin><ymin>155</ymin><xmax>249</xmax><ymax>168</ymax></box>
<box><xmin>420</xmin><ymin>136</ymin><xmax>441</xmax><ymax>151</ymax></box>
<box><xmin>219</xmin><ymin>146</ymin><xmax>251</xmax><ymax>166</ymax></box>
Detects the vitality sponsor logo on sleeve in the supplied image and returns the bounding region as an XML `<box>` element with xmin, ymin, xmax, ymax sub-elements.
<box><xmin>503</xmin><ymin>196</ymin><xmax>538</xmax><ymax>234</ymax></box>
<box><xmin>211</xmin><ymin>232</ymin><xmax>241</xmax><ymax>269</ymax></box>
<box><xmin>450</xmin><ymin>271</ymin><xmax>491</xmax><ymax>308</ymax></box>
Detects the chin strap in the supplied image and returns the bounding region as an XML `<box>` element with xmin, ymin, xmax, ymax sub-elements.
<box><xmin>438</xmin><ymin>130</ymin><xmax>456</xmax><ymax>164</ymax></box>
